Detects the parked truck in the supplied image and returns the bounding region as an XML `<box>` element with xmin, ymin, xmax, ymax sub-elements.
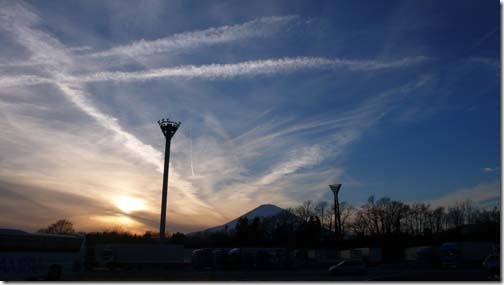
<box><xmin>339</xmin><ymin>248</ymin><xmax>382</xmax><ymax>265</ymax></box>
<box><xmin>0</xmin><ymin>228</ymin><xmax>85</xmax><ymax>281</ymax></box>
<box><xmin>94</xmin><ymin>244</ymin><xmax>184</xmax><ymax>269</ymax></box>
<box><xmin>192</xmin><ymin>247</ymin><xmax>291</xmax><ymax>270</ymax></box>
<box><xmin>439</xmin><ymin>242</ymin><xmax>497</xmax><ymax>268</ymax></box>
<box><xmin>404</xmin><ymin>246</ymin><xmax>439</xmax><ymax>268</ymax></box>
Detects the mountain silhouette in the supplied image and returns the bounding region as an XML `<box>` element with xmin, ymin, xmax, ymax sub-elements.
<box><xmin>188</xmin><ymin>204</ymin><xmax>294</xmax><ymax>236</ymax></box>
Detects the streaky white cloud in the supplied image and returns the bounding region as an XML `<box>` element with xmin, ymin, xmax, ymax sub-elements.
<box><xmin>483</xmin><ymin>167</ymin><xmax>499</xmax><ymax>172</ymax></box>
<box><xmin>197</xmin><ymin>76</ymin><xmax>432</xmax><ymax>221</ymax></box>
<box><xmin>56</xmin><ymin>82</ymin><xmax>164</xmax><ymax>171</ymax></box>
<box><xmin>256</xmin><ymin>145</ymin><xmax>324</xmax><ymax>186</ymax></box>
<box><xmin>68</xmin><ymin>46</ymin><xmax>94</xmax><ymax>52</ymax></box>
<box><xmin>0</xmin><ymin>6</ymin><xmax>73</xmax><ymax>68</ymax></box>
<box><xmin>0</xmin><ymin>56</ymin><xmax>431</xmax><ymax>88</ymax></box>
<box><xmin>0</xmin><ymin>75</ymin><xmax>54</xmax><ymax>87</ymax></box>
<box><xmin>428</xmin><ymin>180</ymin><xmax>501</xmax><ymax>208</ymax></box>
<box><xmin>0</xmin><ymin>3</ymin><xmax>164</xmax><ymax>171</ymax></box>
<box><xmin>232</xmin><ymin>74</ymin><xmax>431</xmax><ymax>162</ymax></box>
<box><xmin>0</xmin><ymin>1</ymin><xmax>437</xmax><ymax>233</ymax></box>
<box><xmin>468</xmin><ymin>57</ymin><xmax>500</xmax><ymax>69</ymax></box>
<box><xmin>0</xmin><ymin>1</ymin><xmax>217</xmax><ymax>228</ymax></box>
<box><xmin>87</xmin><ymin>15</ymin><xmax>300</xmax><ymax>58</ymax></box>
<box><xmin>80</xmin><ymin>56</ymin><xmax>430</xmax><ymax>83</ymax></box>
<box><xmin>0</xmin><ymin>15</ymin><xmax>300</xmax><ymax>68</ymax></box>
<box><xmin>0</xmin><ymin>1</ymin><xmax>38</xmax><ymax>27</ymax></box>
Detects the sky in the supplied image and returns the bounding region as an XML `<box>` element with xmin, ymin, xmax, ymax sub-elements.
<box><xmin>0</xmin><ymin>0</ymin><xmax>500</xmax><ymax>234</ymax></box>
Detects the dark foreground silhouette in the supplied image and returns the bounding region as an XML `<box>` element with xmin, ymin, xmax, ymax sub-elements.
<box><xmin>1</xmin><ymin>197</ymin><xmax>499</xmax><ymax>281</ymax></box>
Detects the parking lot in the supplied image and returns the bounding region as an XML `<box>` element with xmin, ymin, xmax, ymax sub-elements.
<box><xmin>76</xmin><ymin>265</ymin><xmax>494</xmax><ymax>281</ymax></box>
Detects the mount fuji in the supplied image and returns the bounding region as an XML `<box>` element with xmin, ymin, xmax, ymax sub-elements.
<box><xmin>188</xmin><ymin>204</ymin><xmax>292</xmax><ymax>236</ymax></box>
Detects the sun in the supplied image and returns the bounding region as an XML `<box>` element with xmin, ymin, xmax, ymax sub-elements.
<box><xmin>114</xmin><ymin>196</ymin><xmax>147</xmax><ymax>214</ymax></box>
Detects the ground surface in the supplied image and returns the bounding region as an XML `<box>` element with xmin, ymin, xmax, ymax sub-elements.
<box><xmin>73</xmin><ymin>265</ymin><xmax>496</xmax><ymax>281</ymax></box>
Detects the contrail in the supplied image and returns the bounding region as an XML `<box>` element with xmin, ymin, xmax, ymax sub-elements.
<box><xmin>0</xmin><ymin>56</ymin><xmax>430</xmax><ymax>88</ymax></box>
<box><xmin>0</xmin><ymin>15</ymin><xmax>300</xmax><ymax>67</ymax></box>
<box><xmin>80</xmin><ymin>56</ymin><xmax>430</xmax><ymax>83</ymax></box>
<box><xmin>87</xmin><ymin>15</ymin><xmax>300</xmax><ymax>58</ymax></box>
<box><xmin>56</xmin><ymin>82</ymin><xmax>164</xmax><ymax>171</ymax></box>
<box><xmin>189</xmin><ymin>126</ymin><xmax>195</xmax><ymax>177</ymax></box>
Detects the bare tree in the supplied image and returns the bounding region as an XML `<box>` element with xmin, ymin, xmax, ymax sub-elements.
<box><xmin>404</xmin><ymin>203</ymin><xmax>431</xmax><ymax>235</ymax></box>
<box><xmin>349</xmin><ymin>197</ymin><xmax>409</xmax><ymax>235</ymax></box>
<box><xmin>295</xmin><ymin>200</ymin><xmax>314</xmax><ymax>222</ymax></box>
<box><xmin>387</xmin><ymin>200</ymin><xmax>409</xmax><ymax>234</ymax></box>
<box><xmin>475</xmin><ymin>206</ymin><xmax>500</xmax><ymax>224</ymax></box>
<box><xmin>38</xmin><ymin>219</ymin><xmax>76</xmax><ymax>235</ymax></box>
<box><xmin>339</xmin><ymin>202</ymin><xmax>354</xmax><ymax>234</ymax></box>
<box><xmin>296</xmin><ymin>197</ymin><xmax>497</xmax><ymax>238</ymax></box>
<box><xmin>315</xmin><ymin>201</ymin><xmax>329</xmax><ymax>230</ymax></box>
<box><xmin>429</xmin><ymin>206</ymin><xmax>445</xmax><ymax>233</ymax></box>
<box><xmin>350</xmin><ymin>209</ymin><xmax>371</xmax><ymax>236</ymax></box>
<box><xmin>368</xmin><ymin>196</ymin><xmax>381</xmax><ymax>235</ymax></box>
<box><xmin>446</xmin><ymin>203</ymin><xmax>465</xmax><ymax>228</ymax></box>
<box><xmin>460</xmin><ymin>200</ymin><xmax>477</xmax><ymax>224</ymax></box>
<box><xmin>274</xmin><ymin>207</ymin><xmax>301</xmax><ymax>230</ymax></box>
<box><xmin>348</xmin><ymin>196</ymin><xmax>379</xmax><ymax>235</ymax></box>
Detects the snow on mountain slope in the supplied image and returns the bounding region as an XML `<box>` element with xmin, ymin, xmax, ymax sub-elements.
<box><xmin>188</xmin><ymin>204</ymin><xmax>286</xmax><ymax>236</ymax></box>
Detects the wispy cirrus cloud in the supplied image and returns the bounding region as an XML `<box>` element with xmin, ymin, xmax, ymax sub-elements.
<box><xmin>87</xmin><ymin>15</ymin><xmax>300</xmax><ymax>58</ymax></box>
<box><xmin>428</xmin><ymin>180</ymin><xmax>501</xmax><ymax>209</ymax></box>
<box><xmin>0</xmin><ymin>1</ymin><xmax>220</xmax><ymax>230</ymax></box>
<box><xmin>467</xmin><ymin>56</ymin><xmax>500</xmax><ymax>69</ymax></box>
<box><xmin>0</xmin><ymin>3</ymin><xmax>163</xmax><ymax>171</ymax></box>
<box><xmin>0</xmin><ymin>13</ymin><xmax>300</xmax><ymax>68</ymax></box>
<box><xmin>80</xmin><ymin>56</ymin><xmax>430</xmax><ymax>82</ymax></box>
<box><xmin>0</xmin><ymin>1</ymin><xmax>441</xmax><ymax>233</ymax></box>
<box><xmin>255</xmin><ymin>145</ymin><xmax>324</xmax><ymax>186</ymax></box>
<box><xmin>483</xmin><ymin>167</ymin><xmax>499</xmax><ymax>172</ymax></box>
<box><xmin>0</xmin><ymin>56</ymin><xmax>431</xmax><ymax>88</ymax></box>
<box><xmin>192</xmin><ymin>76</ymin><xmax>432</xmax><ymax>219</ymax></box>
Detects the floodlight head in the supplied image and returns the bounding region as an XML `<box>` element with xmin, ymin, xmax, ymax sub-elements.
<box><xmin>329</xmin><ymin>184</ymin><xmax>342</xmax><ymax>194</ymax></box>
<box><xmin>158</xmin><ymin>118</ymin><xmax>181</xmax><ymax>138</ymax></box>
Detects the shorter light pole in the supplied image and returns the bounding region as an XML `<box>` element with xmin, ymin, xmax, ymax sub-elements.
<box><xmin>329</xmin><ymin>184</ymin><xmax>342</xmax><ymax>238</ymax></box>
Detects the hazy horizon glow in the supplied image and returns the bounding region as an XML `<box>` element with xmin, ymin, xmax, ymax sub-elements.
<box><xmin>0</xmin><ymin>0</ymin><xmax>499</xmax><ymax>234</ymax></box>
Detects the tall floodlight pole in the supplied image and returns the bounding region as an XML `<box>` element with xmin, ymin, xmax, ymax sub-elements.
<box><xmin>329</xmin><ymin>184</ymin><xmax>342</xmax><ymax>238</ymax></box>
<box><xmin>158</xmin><ymin>118</ymin><xmax>181</xmax><ymax>241</ymax></box>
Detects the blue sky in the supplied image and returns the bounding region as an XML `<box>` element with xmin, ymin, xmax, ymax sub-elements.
<box><xmin>0</xmin><ymin>0</ymin><xmax>500</xmax><ymax>233</ymax></box>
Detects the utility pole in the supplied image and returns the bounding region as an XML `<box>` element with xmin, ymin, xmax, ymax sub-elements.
<box><xmin>158</xmin><ymin>118</ymin><xmax>181</xmax><ymax>241</ymax></box>
<box><xmin>329</xmin><ymin>184</ymin><xmax>342</xmax><ymax>238</ymax></box>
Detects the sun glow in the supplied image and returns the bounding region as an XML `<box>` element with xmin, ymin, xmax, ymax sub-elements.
<box><xmin>113</xmin><ymin>196</ymin><xmax>147</xmax><ymax>214</ymax></box>
<box><xmin>90</xmin><ymin>214</ymin><xmax>146</xmax><ymax>234</ymax></box>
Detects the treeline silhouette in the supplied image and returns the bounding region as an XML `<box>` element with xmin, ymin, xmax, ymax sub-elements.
<box><xmin>183</xmin><ymin>197</ymin><xmax>499</xmax><ymax>255</ymax></box>
<box><xmin>38</xmin><ymin>196</ymin><xmax>499</xmax><ymax>262</ymax></box>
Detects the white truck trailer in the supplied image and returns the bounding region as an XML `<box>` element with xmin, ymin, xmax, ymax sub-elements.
<box><xmin>339</xmin><ymin>247</ymin><xmax>382</xmax><ymax>265</ymax></box>
<box><xmin>0</xmin><ymin>228</ymin><xmax>85</xmax><ymax>281</ymax></box>
<box><xmin>439</xmin><ymin>242</ymin><xmax>497</xmax><ymax>268</ymax></box>
<box><xmin>95</xmin><ymin>244</ymin><xmax>184</xmax><ymax>269</ymax></box>
<box><xmin>404</xmin><ymin>246</ymin><xmax>439</xmax><ymax>267</ymax></box>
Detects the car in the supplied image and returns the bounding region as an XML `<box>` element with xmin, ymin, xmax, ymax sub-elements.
<box><xmin>192</xmin><ymin>248</ymin><xmax>214</xmax><ymax>269</ymax></box>
<box><xmin>482</xmin><ymin>254</ymin><xmax>500</xmax><ymax>280</ymax></box>
<box><xmin>329</xmin><ymin>260</ymin><xmax>367</xmax><ymax>275</ymax></box>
